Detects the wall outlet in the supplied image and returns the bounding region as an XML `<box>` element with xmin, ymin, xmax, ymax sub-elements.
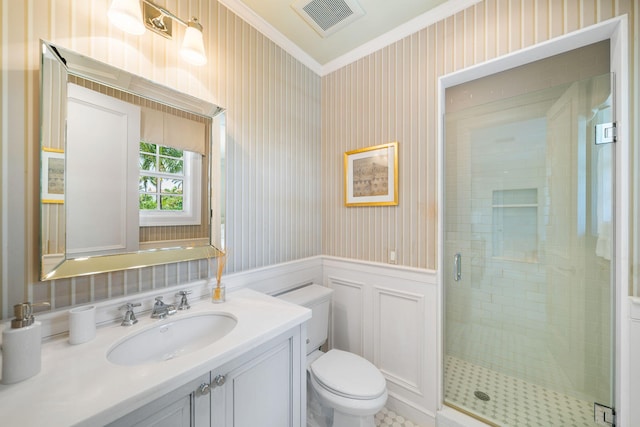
<box><xmin>389</xmin><ymin>250</ymin><xmax>397</xmax><ymax>264</ymax></box>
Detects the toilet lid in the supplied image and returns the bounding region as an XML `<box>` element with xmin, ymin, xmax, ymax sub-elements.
<box><xmin>310</xmin><ymin>349</ymin><xmax>386</xmax><ymax>399</ymax></box>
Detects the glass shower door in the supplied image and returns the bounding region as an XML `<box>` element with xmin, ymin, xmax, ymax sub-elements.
<box><xmin>443</xmin><ymin>73</ymin><xmax>614</xmax><ymax>426</ymax></box>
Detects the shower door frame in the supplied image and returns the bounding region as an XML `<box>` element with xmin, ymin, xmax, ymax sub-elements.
<box><xmin>436</xmin><ymin>16</ymin><xmax>630</xmax><ymax>426</ymax></box>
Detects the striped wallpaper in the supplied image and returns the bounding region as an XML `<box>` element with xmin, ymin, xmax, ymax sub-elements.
<box><xmin>1</xmin><ymin>0</ymin><xmax>635</xmax><ymax>317</ymax></box>
<box><xmin>1</xmin><ymin>0</ymin><xmax>321</xmax><ymax>317</ymax></box>
<box><xmin>321</xmin><ymin>0</ymin><xmax>635</xmax><ymax>270</ymax></box>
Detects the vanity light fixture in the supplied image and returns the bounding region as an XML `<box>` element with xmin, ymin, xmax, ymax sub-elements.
<box><xmin>107</xmin><ymin>0</ymin><xmax>207</xmax><ymax>66</ymax></box>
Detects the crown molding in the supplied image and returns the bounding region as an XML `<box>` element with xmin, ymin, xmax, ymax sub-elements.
<box><xmin>321</xmin><ymin>0</ymin><xmax>481</xmax><ymax>75</ymax></box>
<box><xmin>217</xmin><ymin>0</ymin><xmax>324</xmax><ymax>75</ymax></box>
<box><xmin>218</xmin><ymin>0</ymin><xmax>481</xmax><ymax>77</ymax></box>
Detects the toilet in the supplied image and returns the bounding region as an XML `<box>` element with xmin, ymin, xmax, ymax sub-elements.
<box><xmin>279</xmin><ymin>284</ymin><xmax>387</xmax><ymax>427</ymax></box>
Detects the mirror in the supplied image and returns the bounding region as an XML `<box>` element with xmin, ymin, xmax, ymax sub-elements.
<box><xmin>39</xmin><ymin>40</ymin><xmax>225</xmax><ymax>281</ymax></box>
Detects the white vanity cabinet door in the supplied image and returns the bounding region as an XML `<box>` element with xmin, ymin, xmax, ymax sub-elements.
<box><xmin>211</xmin><ymin>327</ymin><xmax>304</xmax><ymax>427</ymax></box>
<box><xmin>107</xmin><ymin>373</ymin><xmax>211</xmax><ymax>427</ymax></box>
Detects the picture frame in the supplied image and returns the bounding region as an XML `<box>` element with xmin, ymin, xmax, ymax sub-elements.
<box><xmin>41</xmin><ymin>148</ymin><xmax>65</xmax><ymax>204</ymax></box>
<box><xmin>344</xmin><ymin>142</ymin><xmax>398</xmax><ymax>207</ymax></box>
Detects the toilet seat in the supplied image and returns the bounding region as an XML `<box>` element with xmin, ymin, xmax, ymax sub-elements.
<box><xmin>310</xmin><ymin>349</ymin><xmax>386</xmax><ymax>400</ymax></box>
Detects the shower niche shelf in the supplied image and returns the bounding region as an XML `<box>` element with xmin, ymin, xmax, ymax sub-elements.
<box><xmin>492</xmin><ymin>188</ymin><xmax>538</xmax><ymax>263</ymax></box>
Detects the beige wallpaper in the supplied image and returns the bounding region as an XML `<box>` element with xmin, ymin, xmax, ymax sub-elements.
<box><xmin>321</xmin><ymin>0</ymin><xmax>636</xmax><ymax>270</ymax></box>
<box><xmin>1</xmin><ymin>0</ymin><xmax>635</xmax><ymax>317</ymax></box>
<box><xmin>0</xmin><ymin>0</ymin><xmax>321</xmax><ymax>317</ymax></box>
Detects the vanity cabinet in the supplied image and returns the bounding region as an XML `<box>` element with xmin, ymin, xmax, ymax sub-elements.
<box><xmin>107</xmin><ymin>373</ymin><xmax>211</xmax><ymax>427</ymax></box>
<box><xmin>211</xmin><ymin>335</ymin><xmax>299</xmax><ymax>427</ymax></box>
<box><xmin>108</xmin><ymin>326</ymin><xmax>304</xmax><ymax>427</ymax></box>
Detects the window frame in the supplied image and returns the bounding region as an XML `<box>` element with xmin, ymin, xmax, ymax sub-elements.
<box><xmin>139</xmin><ymin>147</ymin><xmax>202</xmax><ymax>227</ymax></box>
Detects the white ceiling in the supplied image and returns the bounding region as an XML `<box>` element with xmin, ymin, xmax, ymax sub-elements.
<box><xmin>219</xmin><ymin>0</ymin><xmax>481</xmax><ymax>75</ymax></box>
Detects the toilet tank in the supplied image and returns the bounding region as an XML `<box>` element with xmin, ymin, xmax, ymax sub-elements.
<box><xmin>278</xmin><ymin>284</ymin><xmax>333</xmax><ymax>355</ymax></box>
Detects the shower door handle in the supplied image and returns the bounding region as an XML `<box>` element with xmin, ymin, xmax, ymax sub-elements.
<box><xmin>453</xmin><ymin>253</ymin><xmax>462</xmax><ymax>282</ymax></box>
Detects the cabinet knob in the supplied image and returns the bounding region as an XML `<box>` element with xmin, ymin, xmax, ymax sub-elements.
<box><xmin>198</xmin><ymin>383</ymin><xmax>211</xmax><ymax>395</ymax></box>
<box><xmin>213</xmin><ymin>374</ymin><xmax>226</xmax><ymax>387</ymax></box>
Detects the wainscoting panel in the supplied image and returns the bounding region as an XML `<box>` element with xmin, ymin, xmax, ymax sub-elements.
<box><xmin>374</xmin><ymin>287</ymin><xmax>424</xmax><ymax>393</ymax></box>
<box><xmin>327</xmin><ymin>276</ymin><xmax>365</xmax><ymax>356</ymax></box>
<box><xmin>323</xmin><ymin>257</ymin><xmax>438</xmax><ymax>426</ymax></box>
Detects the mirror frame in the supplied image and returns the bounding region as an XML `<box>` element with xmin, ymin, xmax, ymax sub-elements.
<box><xmin>39</xmin><ymin>40</ymin><xmax>225</xmax><ymax>281</ymax></box>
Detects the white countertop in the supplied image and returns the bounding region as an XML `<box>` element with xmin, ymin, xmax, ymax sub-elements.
<box><xmin>0</xmin><ymin>289</ymin><xmax>310</xmax><ymax>426</ymax></box>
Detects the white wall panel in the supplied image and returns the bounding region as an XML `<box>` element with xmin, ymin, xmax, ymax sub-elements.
<box><xmin>324</xmin><ymin>257</ymin><xmax>438</xmax><ymax>425</ymax></box>
<box><xmin>327</xmin><ymin>276</ymin><xmax>365</xmax><ymax>355</ymax></box>
<box><xmin>374</xmin><ymin>287</ymin><xmax>423</xmax><ymax>393</ymax></box>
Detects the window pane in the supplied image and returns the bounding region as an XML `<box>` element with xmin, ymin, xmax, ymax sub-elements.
<box><xmin>160</xmin><ymin>195</ymin><xmax>183</xmax><ymax>210</ymax></box>
<box><xmin>139</xmin><ymin>194</ymin><xmax>157</xmax><ymax>210</ymax></box>
<box><xmin>159</xmin><ymin>157</ymin><xmax>183</xmax><ymax>174</ymax></box>
<box><xmin>160</xmin><ymin>178</ymin><xmax>183</xmax><ymax>194</ymax></box>
<box><xmin>160</xmin><ymin>146</ymin><xmax>183</xmax><ymax>157</ymax></box>
<box><xmin>140</xmin><ymin>154</ymin><xmax>157</xmax><ymax>171</ymax></box>
<box><xmin>140</xmin><ymin>142</ymin><xmax>157</xmax><ymax>154</ymax></box>
<box><xmin>139</xmin><ymin>176</ymin><xmax>157</xmax><ymax>192</ymax></box>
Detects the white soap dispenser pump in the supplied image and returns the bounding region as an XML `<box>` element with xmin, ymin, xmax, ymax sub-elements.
<box><xmin>1</xmin><ymin>302</ymin><xmax>42</xmax><ymax>384</ymax></box>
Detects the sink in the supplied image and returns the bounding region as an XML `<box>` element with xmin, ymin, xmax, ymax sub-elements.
<box><xmin>107</xmin><ymin>312</ymin><xmax>237</xmax><ymax>366</ymax></box>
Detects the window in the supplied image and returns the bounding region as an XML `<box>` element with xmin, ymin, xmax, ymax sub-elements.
<box><xmin>139</xmin><ymin>142</ymin><xmax>201</xmax><ymax>226</ymax></box>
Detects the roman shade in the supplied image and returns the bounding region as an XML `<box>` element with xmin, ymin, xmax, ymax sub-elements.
<box><xmin>141</xmin><ymin>107</ymin><xmax>206</xmax><ymax>155</ymax></box>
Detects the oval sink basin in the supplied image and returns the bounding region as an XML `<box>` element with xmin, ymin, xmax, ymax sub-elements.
<box><xmin>107</xmin><ymin>312</ymin><xmax>237</xmax><ymax>366</ymax></box>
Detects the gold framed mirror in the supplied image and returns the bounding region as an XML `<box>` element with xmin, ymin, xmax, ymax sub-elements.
<box><xmin>39</xmin><ymin>40</ymin><xmax>225</xmax><ymax>281</ymax></box>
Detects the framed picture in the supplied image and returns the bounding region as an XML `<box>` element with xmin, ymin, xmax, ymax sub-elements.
<box><xmin>344</xmin><ymin>142</ymin><xmax>398</xmax><ymax>207</ymax></box>
<box><xmin>41</xmin><ymin>148</ymin><xmax>65</xmax><ymax>204</ymax></box>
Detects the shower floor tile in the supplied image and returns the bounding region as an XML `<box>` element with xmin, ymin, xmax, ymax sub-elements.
<box><xmin>445</xmin><ymin>356</ymin><xmax>598</xmax><ymax>426</ymax></box>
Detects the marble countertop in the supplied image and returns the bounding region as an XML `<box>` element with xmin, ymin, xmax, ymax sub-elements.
<box><xmin>0</xmin><ymin>289</ymin><xmax>310</xmax><ymax>426</ymax></box>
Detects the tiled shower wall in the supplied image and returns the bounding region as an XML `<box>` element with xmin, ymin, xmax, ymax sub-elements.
<box><xmin>320</xmin><ymin>0</ymin><xmax>635</xmax><ymax>270</ymax></box>
<box><xmin>0</xmin><ymin>0</ymin><xmax>321</xmax><ymax>317</ymax></box>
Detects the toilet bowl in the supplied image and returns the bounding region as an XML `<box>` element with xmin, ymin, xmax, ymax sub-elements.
<box><xmin>309</xmin><ymin>349</ymin><xmax>387</xmax><ymax>427</ymax></box>
<box><xmin>278</xmin><ymin>284</ymin><xmax>388</xmax><ymax>427</ymax></box>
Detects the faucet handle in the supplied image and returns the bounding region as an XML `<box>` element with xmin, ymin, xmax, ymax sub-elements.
<box><xmin>154</xmin><ymin>296</ymin><xmax>164</xmax><ymax>305</ymax></box>
<box><xmin>176</xmin><ymin>290</ymin><xmax>192</xmax><ymax>310</ymax></box>
<box><xmin>119</xmin><ymin>302</ymin><xmax>140</xmax><ymax>326</ymax></box>
<box><xmin>119</xmin><ymin>302</ymin><xmax>141</xmax><ymax>311</ymax></box>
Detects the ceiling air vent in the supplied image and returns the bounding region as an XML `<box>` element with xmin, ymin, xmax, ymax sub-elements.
<box><xmin>291</xmin><ymin>0</ymin><xmax>365</xmax><ymax>38</ymax></box>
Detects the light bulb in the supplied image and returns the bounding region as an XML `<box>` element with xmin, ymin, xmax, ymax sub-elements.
<box><xmin>108</xmin><ymin>0</ymin><xmax>145</xmax><ymax>35</ymax></box>
<box><xmin>181</xmin><ymin>19</ymin><xmax>207</xmax><ymax>66</ymax></box>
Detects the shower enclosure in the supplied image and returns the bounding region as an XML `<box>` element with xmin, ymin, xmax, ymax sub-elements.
<box><xmin>443</xmin><ymin>73</ymin><xmax>615</xmax><ymax>426</ymax></box>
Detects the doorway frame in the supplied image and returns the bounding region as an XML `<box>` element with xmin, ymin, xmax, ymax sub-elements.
<box><xmin>436</xmin><ymin>15</ymin><xmax>630</xmax><ymax>426</ymax></box>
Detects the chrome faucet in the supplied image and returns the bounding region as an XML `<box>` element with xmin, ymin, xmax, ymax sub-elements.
<box><xmin>119</xmin><ymin>302</ymin><xmax>141</xmax><ymax>326</ymax></box>
<box><xmin>150</xmin><ymin>296</ymin><xmax>177</xmax><ymax>319</ymax></box>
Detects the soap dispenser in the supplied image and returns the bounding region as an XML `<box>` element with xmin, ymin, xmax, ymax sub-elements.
<box><xmin>1</xmin><ymin>302</ymin><xmax>42</xmax><ymax>384</ymax></box>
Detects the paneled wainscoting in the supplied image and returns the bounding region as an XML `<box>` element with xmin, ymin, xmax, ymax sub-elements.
<box><xmin>323</xmin><ymin>257</ymin><xmax>438</xmax><ymax>427</ymax></box>
<box><xmin>226</xmin><ymin>255</ymin><xmax>438</xmax><ymax>426</ymax></box>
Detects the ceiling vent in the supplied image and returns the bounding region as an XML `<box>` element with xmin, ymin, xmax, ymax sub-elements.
<box><xmin>291</xmin><ymin>0</ymin><xmax>365</xmax><ymax>38</ymax></box>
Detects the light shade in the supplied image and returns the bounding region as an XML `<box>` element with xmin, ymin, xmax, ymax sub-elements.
<box><xmin>108</xmin><ymin>0</ymin><xmax>146</xmax><ymax>35</ymax></box>
<box><xmin>180</xmin><ymin>19</ymin><xmax>207</xmax><ymax>66</ymax></box>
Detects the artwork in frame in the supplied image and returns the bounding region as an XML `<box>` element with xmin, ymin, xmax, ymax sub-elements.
<box><xmin>344</xmin><ymin>142</ymin><xmax>398</xmax><ymax>207</ymax></box>
<box><xmin>41</xmin><ymin>148</ymin><xmax>65</xmax><ymax>204</ymax></box>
